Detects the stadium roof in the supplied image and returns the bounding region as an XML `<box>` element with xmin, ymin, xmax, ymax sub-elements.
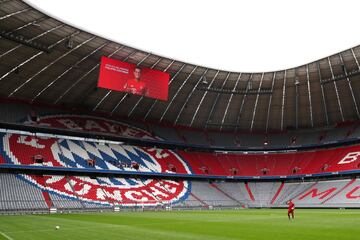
<box><xmin>26</xmin><ymin>0</ymin><xmax>360</xmax><ymax>73</ymax></box>
<box><xmin>1</xmin><ymin>0</ymin><xmax>360</xmax><ymax>132</ymax></box>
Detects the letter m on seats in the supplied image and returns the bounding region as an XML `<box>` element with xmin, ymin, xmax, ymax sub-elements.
<box><xmin>298</xmin><ymin>187</ymin><xmax>337</xmax><ymax>200</ymax></box>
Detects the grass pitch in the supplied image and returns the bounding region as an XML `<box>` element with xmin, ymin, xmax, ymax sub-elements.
<box><xmin>0</xmin><ymin>209</ymin><xmax>359</xmax><ymax>240</ymax></box>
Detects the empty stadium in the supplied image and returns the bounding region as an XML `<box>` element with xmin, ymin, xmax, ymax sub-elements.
<box><xmin>0</xmin><ymin>1</ymin><xmax>360</xmax><ymax>240</ymax></box>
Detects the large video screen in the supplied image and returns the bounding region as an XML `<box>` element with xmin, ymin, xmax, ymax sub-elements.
<box><xmin>98</xmin><ymin>56</ymin><xmax>169</xmax><ymax>101</ymax></box>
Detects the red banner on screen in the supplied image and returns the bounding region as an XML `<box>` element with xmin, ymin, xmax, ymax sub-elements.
<box><xmin>97</xmin><ymin>56</ymin><xmax>169</xmax><ymax>101</ymax></box>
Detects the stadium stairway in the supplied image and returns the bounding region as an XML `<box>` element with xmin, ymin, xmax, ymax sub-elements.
<box><xmin>212</xmin><ymin>182</ymin><xmax>251</xmax><ymax>207</ymax></box>
<box><xmin>44</xmin><ymin>175</ymin><xmax>84</xmax><ymax>209</ymax></box>
<box><xmin>155</xmin><ymin>179</ymin><xmax>181</xmax><ymax>203</ymax></box>
<box><xmin>294</xmin><ymin>180</ymin><xmax>356</xmax><ymax>207</ymax></box>
<box><xmin>70</xmin><ymin>176</ymin><xmax>112</xmax><ymax>208</ymax></box>
<box><xmin>274</xmin><ymin>181</ymin><xmax>318</xmax><ymax>206</ymax></box>
<box><xmin>321</xmin><ymin>178</ymin><xmax>356</xmax><ymax>205</ymax></box>
<box><xmin>65</xmin><ymin>176</ymin><xmax>86</xmax><ymax>208</ymax></box>
<box><xmin>210</xmin><ymin>183</ymin><xmax>242</xmax><ymax>205</ymax></box>
<box><xmin>140</xmin><ymin>179</ymin><xmax>164</xmax><ymax>205</ymax></box>
<box><xmin>188</xmin><ymin>192</ymin><xmax>207</xmax><ymax>207</ymax></box>
<box><xmin>95</xmin><ymin>177</ymin><xmax>117</xmax><ymax>206</ymax></box>
<box><xmin>270</xmin><ymin>182</ymin><xmax>285</xmax><ymax>205</ymax></box>
<box><xmin>33</xmin><ymin>175</ymin><xmax>54</xmax><ymax>208</ymax></box>
<box><xmin>245</xmin><ymin>183</ymin><xmax>255</xmax><ymax>202</ymax></box>
<box><xmin>324</xmin><ymin>179</ymin><xmax>360</xmax><ymax>207</ymax></box>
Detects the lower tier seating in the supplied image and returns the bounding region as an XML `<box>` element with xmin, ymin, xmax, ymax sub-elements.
<box><xmin>0</xmin><ymin>174</ymin><xmax>359</xmax><ymax>212</ymax></box>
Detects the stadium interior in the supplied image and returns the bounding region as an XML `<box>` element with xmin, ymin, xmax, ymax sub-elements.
<box><xmin>0</xmin><ymin>0</ymin><xmax>360</xmax><ymax>217</ymax></box>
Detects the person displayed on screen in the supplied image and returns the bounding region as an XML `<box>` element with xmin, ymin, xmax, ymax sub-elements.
<box><xmin>124</xmin><ymin>67</ymin><xmax>147</xmax><ymax>96</ymax></box>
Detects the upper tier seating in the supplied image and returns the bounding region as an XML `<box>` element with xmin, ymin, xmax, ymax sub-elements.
<box><xmin>1</xmin><ymin>131</ymin><xmax>360</xmax><ymax>177</ymax></box>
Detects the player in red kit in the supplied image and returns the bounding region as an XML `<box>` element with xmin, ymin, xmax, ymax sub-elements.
<box><xmin>287</xmin><ymin>200</ymin><xmax>295</xmax><ymax>220</ymax></box>
<box><xmin>124</xmin><ymin>67</ymin><xmax>147</xmax><ymax>96</ymax></box>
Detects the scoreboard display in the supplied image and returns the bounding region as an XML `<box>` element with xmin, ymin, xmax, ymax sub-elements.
<box><xmin>98</xmin><ymin>56</ymin><xmax>170</xmax><ymax>101</ymax></box>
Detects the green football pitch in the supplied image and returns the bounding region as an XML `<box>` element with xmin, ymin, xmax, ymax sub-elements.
<box><xmin>0</xmin><ymin>209</ymin><xmax>359</xmax><ymax>240</ymax></box>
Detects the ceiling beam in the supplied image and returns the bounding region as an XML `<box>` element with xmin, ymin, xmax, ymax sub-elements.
<box><xmin>338</xmin><ymin>53</ymin><xmax>360</xmax><ymax>119</ymax></box>
<box><xmin>220</xmin><ymin>73</ymin><xmax>242</xmax><ymax>131</ymax></box>
<box><xmin>205</xmin><ymin>72</ymin><xmax>231</xmax><ymax>129</ymax></box>
<box><xmin>0</xmin><ymin>8</ymin><xmax>30</xmax><ymax>20</ymax></box>
<box><xmin>327</xmin><ymin>57</ymin><xmax>344</xmax><ymax>122</ymax></box>
<box><xmin>54</xmin><ymin>46</ymin><xmax>126</xmax><ymax>104</ymax></box>
<box><xmin>265</xmin><ymin>72</ymin><xmax>276</xmax><ymax>132</ymax></box>
<box><xmin>306</xmin><ymin>65</ymin><xmax>314</xmax><ymax>127</ymax></box>
<box><xmin>159</xmin><ymin>66</ymin><xmax>198</xmax><ymax>122</ymax></box>
<box><xmin>317</xmin><ymin>62</ymin><xmax>329</xmax><ymax>125</ymax></box>
<box><xmin>32</xmin><ymin>41</ymin><xmax>109</xmax><ymax>102</ymax></box>
<box><xmin>250</xmin><ymin>72</ymin><xmax>265</xmax><ymax>131</ymax></box>
<box><xmin>0</xmin><ymin>24</ymin><xmax>64</xmax><ymax>60</ymax></box>
<box><xmin>189</xmin><ymin>70</ymin><xmax>220</xmax><ymax>127</ymax></box>
<box><xmin>9</xmin><ymin>33</ymin><xmax>94</xmax><ymax>98</ymax></box>
<box><xmin>143</xmin><ymin>63</ymin><xmax>186</xmax><ymax>121</ymax></box>
<box><xmin>235</xmin><ymin>73</ymin><xmax>253</xmax><ymax>131</ymax></box>
<box><xmin>173</xmin><ymin>68</ymin><xmax>209</xmax><ymax>126</ymax></box>
<box><xmin>280</xmin><ymin>70</ymin><xmax>287</xmax><ymax>131</ymax></box>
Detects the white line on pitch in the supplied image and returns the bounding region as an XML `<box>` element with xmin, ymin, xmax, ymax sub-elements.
<box><xmin>0</xmin><ymin>231</ymin><xmax>14</xmax><ymax>240</ymax></box>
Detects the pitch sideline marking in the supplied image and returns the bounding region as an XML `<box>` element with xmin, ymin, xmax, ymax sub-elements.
<box><xmin>0</xmin><ymin>231</ymin><xmax>14</xmax><ymax>240</ymax></box>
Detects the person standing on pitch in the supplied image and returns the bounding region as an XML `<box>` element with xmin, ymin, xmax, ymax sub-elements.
<box><xmin>287</xmin><ymin>199</ymin><xmax>295</xmax><ymax>220</ymax></box>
